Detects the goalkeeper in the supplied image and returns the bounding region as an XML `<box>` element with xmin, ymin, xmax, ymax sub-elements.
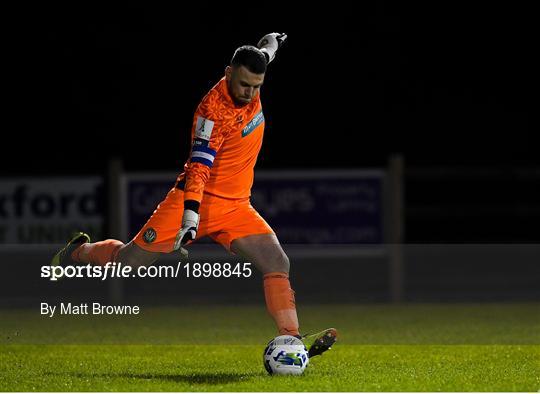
<box><xmin>52</xmin><ymin>33</ymin><xmax>336</xmax><ymax>357</ymax></box>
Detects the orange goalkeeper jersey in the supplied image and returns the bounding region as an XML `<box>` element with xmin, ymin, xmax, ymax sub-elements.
<box><xmin>177</xmin><ymin>77</ymin><xmax>265</xmax><ymax>202</ymax></box>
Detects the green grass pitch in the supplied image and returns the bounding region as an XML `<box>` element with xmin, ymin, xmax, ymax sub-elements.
<box><xmin>1</xmin><ymin>303</ymin><xmax>539</xmax><ymax>391</ymax></box>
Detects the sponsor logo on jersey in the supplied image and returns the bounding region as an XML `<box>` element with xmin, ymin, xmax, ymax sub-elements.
<box><xmin>193</xmin><ymin>138</ymin><xmax>209</xmax><ymax>147</ymax></box>
<box><xmin>242</xmin><ymin>110</ymin><xmax>264</xmax><ymax>138</ymax></box>
<box><xmin>195</xmin><ymin>116</ymin><xmax>214</xmax><ymax>140</ymax></box>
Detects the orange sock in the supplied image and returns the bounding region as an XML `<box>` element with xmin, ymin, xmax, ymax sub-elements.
<box><xmin>71</xmin><ymin>239</ymin><xmax>124</xmax><ymax>266</ymax></box>
<box><xmin>263</xmin><ymin>272</ymin><xmax>300</xmax><ymax>336</ymax></box>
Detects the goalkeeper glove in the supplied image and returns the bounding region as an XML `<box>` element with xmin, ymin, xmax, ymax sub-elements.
<box><xmin>174</xmin><ymin>205</ymin><xmax>199</xmax><ymax>250</ymax></box>
<box><xmin>257</xmin><ymin>32</ymin><xmax>287</xmax><ymax>64</ymax></box>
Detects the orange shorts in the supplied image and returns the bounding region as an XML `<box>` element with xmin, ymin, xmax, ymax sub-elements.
<box><xmin>133</xmin><ymin>187</ymin><xmax>274</xmax><ymax>252</ymax></box>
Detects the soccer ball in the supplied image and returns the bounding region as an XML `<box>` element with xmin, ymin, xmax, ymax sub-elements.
<box><xmin>263</xmin><ymin>335</ymin><xmax>309</xmax><ymax>375</ymax></box>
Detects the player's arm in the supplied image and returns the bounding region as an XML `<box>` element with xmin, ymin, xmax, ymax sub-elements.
<box><xmin>257</xmin><ymin>32</ymin><xmax>287</xmax><ymax>64</ymax></box>
<box><xmin>174</xmin><ymin>105</ymin><xmax>229</xmax><ymax>250</ymax></box>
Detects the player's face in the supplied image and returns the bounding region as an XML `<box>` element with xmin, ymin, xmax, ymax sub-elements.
<box><xmin>225</xmin><ymin>65</ymin><xmax>265</xmax><ymax>106</ymax></box>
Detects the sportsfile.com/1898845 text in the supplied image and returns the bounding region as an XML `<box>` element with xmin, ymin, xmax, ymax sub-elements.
<box><xmin>41</xmin><ymin>262</ymin><xmax>252</xmax><ymax>281</ymax></box>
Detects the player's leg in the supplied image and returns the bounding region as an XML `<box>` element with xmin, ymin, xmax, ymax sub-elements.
<box><xmin>231</xmin><ymin>233</ymin><xmax>289</xmax><ymax>274</ymax></box>
<box><xmin>74</xmin><ymin>239</ymin><xmax>160</xmax><ymax>267</ymax></box>
<box><xmin>231</xmin><ymin>233</ymin><xmax>299</xmax><ymax>337</ymax></box>
<box><xmin>51</xmin><ymin>232</ymin><xmax>126</xmax><ymax>268</ymax></box>
<box><xmin>205</xmin><ymin>198</ymin><xmax>299</xmax><ymax>337</ymax></box>
<box><xmin>231</xmin><ymin>234</ymin><xmax>338</xmax><ymax>355</ymax></box>
<box><xmin>55</xmin><ymin>186</ymin><xmax>184</xmax><ymax>268</ymax></box>
<box><xmin>72</xmin><ymin>238</ymin><xmax>124</xmax><ymax>266</ymax></box>
<box><xmin>221</xmin><ymin>201</ymin><xmax>337</xmax><ymax>355</ymax></box>
<box><xmin>209</xmin><ymin>199</ymin><xmax>298</xmax><ymax>337</ymax></box>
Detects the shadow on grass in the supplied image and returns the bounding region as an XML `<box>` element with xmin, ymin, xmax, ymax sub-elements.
<box><xmin>46</xmin><ymin>371</ymin><xmax>260</xmax><ymax>385</ymax></box>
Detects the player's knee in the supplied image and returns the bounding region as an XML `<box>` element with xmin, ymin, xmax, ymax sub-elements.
<box><xmin>120</xmin><ymin>254</ymin><xmax>144</xmax><ymax>268</ymax></box>
<box><xmin>270</xmin><ymin>251</ymin><xmax>290</xmax><ymax>274</ymax></box>
<box><xmin>282</xmin><ymin>253</ymin><xmax>290</xmax><ymax>273</ymax></box>
<box><xmin>116</xmin><ymin>243</ymin><xmax>157</xmax><ymax>268</ymax></box>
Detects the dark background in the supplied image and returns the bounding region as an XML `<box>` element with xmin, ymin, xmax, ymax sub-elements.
<box><xmin>4</xmin><ymin>3</ymin><xmax>537</xmax><ymax>242</ymax></box>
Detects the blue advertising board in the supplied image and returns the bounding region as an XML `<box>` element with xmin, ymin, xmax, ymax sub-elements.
<box><xmin>124</xmin><ymin>170</ymin><xmax>385</xmax><ymax>244</ymax></box>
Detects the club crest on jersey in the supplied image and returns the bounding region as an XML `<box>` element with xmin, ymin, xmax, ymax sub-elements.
<box><xmin>242</xmin><ymin>110</ymin><xmax>264</xmax><ymax>138</ymax></box>
<box><xmin>143</xmin><ymin>228</ymin><xmax>157</xmax><ymax>243</ymax></box>
<box><xmin>195</xmin><ymin>116</ymin><xmax>214</xmax><ymax>140</ymax></box>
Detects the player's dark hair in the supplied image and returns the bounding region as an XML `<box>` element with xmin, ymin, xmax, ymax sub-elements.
<box><xmin>231</xmin><ymin>45</ymin><xmax>267</xmax><ymax>74</ymax></box>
